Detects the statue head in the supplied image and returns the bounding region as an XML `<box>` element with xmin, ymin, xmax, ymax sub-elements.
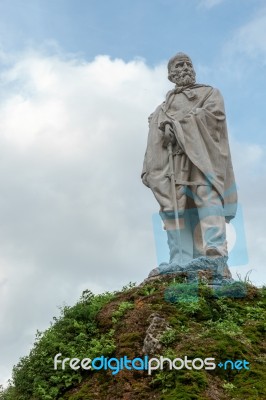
<box><xmin>167</xmin><ymin>52</ymin><xmax>196</xmax><ymax>87</ymax></box>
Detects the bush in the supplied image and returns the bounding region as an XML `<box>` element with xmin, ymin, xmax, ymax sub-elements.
<box><xmin>1</xmin><ymin>290</ymin><xmax>115</xmax><ymax>400</ymax></box>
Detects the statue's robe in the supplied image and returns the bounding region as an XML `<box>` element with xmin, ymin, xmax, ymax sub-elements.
<box><xmin>141</xmin><ymin>84</ymin><xmax>237</xmax><ymax>219</ymax></box>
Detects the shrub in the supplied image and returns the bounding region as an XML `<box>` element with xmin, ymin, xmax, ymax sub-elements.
<box><xmin>2</xmin><ymin>290</ymin><xmax>115</xmax><ymax>400</ymax></box>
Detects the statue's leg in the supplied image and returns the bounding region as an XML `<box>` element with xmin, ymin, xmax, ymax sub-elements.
<box><xmin>160</xmin><ymin>185</ymin><xmax>194</xmax><ymax>266</ymax></box>
<box><xmin>181</xmin><ymin>185</ymin><xmax>233</xmax><ymax>281</ymax></box>
<box><xmin>193</xmin><ymin>185</ymin><xmax>227</xmax><ymax>257</ymax></box>
<box><xmin>189</xmin><ymin>206</ymin><xmax>204</xmax><ymax>258</ymax></box>
<box><xmin>159</xmin><ymin>211</ymin><xmax>194</xmax><ymax>266</ymax></box>
<box><xmin>183</xmin><ymin>186</ymin><xmax>204</xmax><ymax>259</ymax></box>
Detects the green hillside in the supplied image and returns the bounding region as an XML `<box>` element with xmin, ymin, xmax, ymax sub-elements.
<box><xmin>1</xmin><ymin>276</ymin><xmax>265</xmax><ymax>400</ymax></box>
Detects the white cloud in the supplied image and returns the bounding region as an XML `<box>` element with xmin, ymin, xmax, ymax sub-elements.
<box><xmin>229</xmin><ymin>136</ymin><xmax>266</xmax><ymax>286</ymax></box>
<box><xmin>223</xmin><ymin>6</ymin><xmax>266</xmax><ymax>62</ymax></box>
<box><xmin>0</xmin><ymin>51</ymin><xmax>169</xmax><ymax>385</ymax></box>
<box><xmin>0</xmin><ymin>50</ymin><xmax>265</xmax><ymax>386</ymax></box>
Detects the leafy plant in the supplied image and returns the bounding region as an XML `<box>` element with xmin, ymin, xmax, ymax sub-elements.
<box><xmin>112</xmin><ymin>301</ymin><xmax>134</xmax><ymax>324</ymax></box>
<box><xmin>160</xmin><ymin>329</ymin><xmax>178</xmax><ymax>346</ymax></box>
<box><xmin>1</xmin><ymin>290</ymin><xmax>115</xmax><ymax>400</ymax></box>
<box><xmin>164</xmin><ymin>282</ymin><xmax>199</xmax><ymax>304</ymax></box>
<box><xmin>138</xmin><ymin>285</ymin><xmax>157</xmax><ymax>296</ymax></box>
<box><xmin>215</xmin><ymin>281</ymin><xmax>247</xmax><ymax>298</ymax></box>
<box><xmin>206</xmin><ymin>319</ymin><xmax>243</xmax><ymax>337</ymax></box>
<box><xmin>223</xmin><ymin>382</ymin><xmax>236</xmax><ymax>392</ymax></box>
<box><xmin>236</xmin><ymin>270</ymin><xmax>253</xmax><ymax>284</ymax></box>
<box><xmin>120</xmin><ymin>282</ymin><xmax>136</xmax><ymax>292</ymax></box>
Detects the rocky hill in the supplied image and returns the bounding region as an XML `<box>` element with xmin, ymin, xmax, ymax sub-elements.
<box><xmin>1</xmin><ymin>276</ymin><xmax>265</xmax><ymax>400</ymax></box>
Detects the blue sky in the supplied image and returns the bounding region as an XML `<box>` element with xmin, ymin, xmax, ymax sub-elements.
<box><xmin>0</xmin><ymin>0</ymin><xmax>266</xmax><ymax>387</ymax></box>
<box><xmin>0</xmin><ymin>0</ymin><xmax>262</xmax><ymax>63</ymax></box>
<box><xmin>0</xmin><ymin>0</ymin><xmax>265</xmax><ymax>144</ymax></box>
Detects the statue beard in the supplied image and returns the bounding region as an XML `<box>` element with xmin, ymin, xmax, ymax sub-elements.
<box><xmin>170</xmin><ymin>68</ymin><xmax>196</xmax><ymax>87</ymax></box>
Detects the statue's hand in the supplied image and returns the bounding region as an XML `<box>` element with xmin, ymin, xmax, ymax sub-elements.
<box><xmin>163</xmin><ymin>124</ymin><xmax>176</xmax><ymax>148</ymax></box>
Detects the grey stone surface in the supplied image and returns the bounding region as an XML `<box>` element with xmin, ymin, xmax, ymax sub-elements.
<box><xmin>142</xmin><ymin>52</ymin><xmax>237</xmax><ymax>273</ymax></box>
<box><xmin>142</xmin><ymin>313</ymin><xmax>170</xmax><ymax>354</ymax></box>
<box><xmin>147</xmin><ymin>256</ymin><xmax>233</xmax><ymax>283</ymax></box>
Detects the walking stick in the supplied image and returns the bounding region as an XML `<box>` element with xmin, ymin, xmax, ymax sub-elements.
<box><xmin>167</xmin><ymin>142</ymin><xmax>183</xmax><ymax>265</ymax></box>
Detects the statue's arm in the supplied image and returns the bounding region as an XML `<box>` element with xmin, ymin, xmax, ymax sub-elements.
<box><xmin>141</xmin><ymin>114</ymin><xmax>154</xmax><ymax>188</ymax></box>
<box><xmin>141</xmin><ymin>152</ymin><xmax>149</xmax><ymax>188</ymax></box>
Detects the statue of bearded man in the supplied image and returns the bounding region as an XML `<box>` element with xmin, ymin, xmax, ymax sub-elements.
<box><xmin>141</xmin><ymin>52</ymin><xmax>237</xmax><ymax>279</ymax></box>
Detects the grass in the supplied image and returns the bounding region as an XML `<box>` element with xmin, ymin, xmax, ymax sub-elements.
<box><xmin>1</xmin><ymin>278</ymin><xmax>265</xmax><ymax>400</ymax></box>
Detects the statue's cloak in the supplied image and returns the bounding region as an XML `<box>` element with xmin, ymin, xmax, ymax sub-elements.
<box><xmin>142</xmin><ymin>84</ymin><xmax>237</xmax><ymax>218</ymax></box>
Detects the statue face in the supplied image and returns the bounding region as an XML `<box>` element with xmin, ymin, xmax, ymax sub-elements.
<box><xmin>168</xmin><ymin>59</ymin><xmax>196</xmax><ymax>86</ymax></box>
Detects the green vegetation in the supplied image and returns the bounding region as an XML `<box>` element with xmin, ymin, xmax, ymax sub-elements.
<box><xmin>111</xmin><ymin>301</ymin><xmax>134</xmax><ymax>324</ymax></box>
<box><xmin>159</xmin><ymin>329</ymin><xmax>178</xmax><ymax>346</ymax></box>
<box><xmin>0</xmin><ymin>290</ymin><xmax>115</xmax><ymax>400</ymax></box>
<box><xmin>1</xmin><ymin>279</ymin><xmax>265</xmax><ymax>400</ymax></box>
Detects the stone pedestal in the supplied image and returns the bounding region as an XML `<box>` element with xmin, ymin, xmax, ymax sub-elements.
<box><xmin>146</xmin><ymin>256</ymin><xmax>233</xmax><ymax>286</ymax></box>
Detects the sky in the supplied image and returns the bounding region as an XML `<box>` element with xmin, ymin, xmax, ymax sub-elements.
<box><xmin>0</xmin><ymin>0</ymin><xmax>266</xmax><ymax>387</ymax></box>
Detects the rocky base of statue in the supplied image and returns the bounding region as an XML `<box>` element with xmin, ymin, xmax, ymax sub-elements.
<box><xmin>145</xmin><ymin>256</ymin><xmax>233</xmax><ymax>286</ymax></box>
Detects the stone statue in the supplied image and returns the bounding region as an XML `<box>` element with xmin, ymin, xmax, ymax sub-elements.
<box><xmin>141</xmin><ymin>52</ymin><xmax>237</xmax><ymax>281</ymax></box>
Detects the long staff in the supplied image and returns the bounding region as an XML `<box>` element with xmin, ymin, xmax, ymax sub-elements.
<box><xmin>167</xmin><ymin>142</ymin><xmax>183</xmax><ymax>265</ymax></box>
